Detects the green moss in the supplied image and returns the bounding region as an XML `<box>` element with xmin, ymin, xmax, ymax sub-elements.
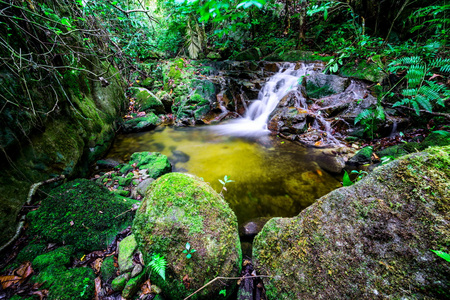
<box><xmin>32</xmin><ymin>246</ymin><xmax>75</xmax><ymax>271</ymax></box>
<box><xmin>28</xmin><ymin>179</ymin><xmax>138</xmax><ymax>252</ymax></box>
<box><xmin>111</xmin><ymin>273</ymin><xmax>130</xmax><ymax>291</ymax></box>
<box><xmin>100</xmin><ymin>255</ymin><xmax>116</xmax><ymax>282</ymax></box>
<box><xmin>15</xmin><ymin>242</ymin><xmax>47</xmax><ymax>265</ymax></box>
<box><xmin>118</xmin><ymin>235</ymin><xmax>137</xmax><ymax>273</ymax></box>
<box><xmin>122</xmin><ymin>271</ymin><xmax>146</xmax><ymax>298</ymax></box>
<box><xmin>132</xmin><ymin>173</ymin><xmax>242</xmax><ymax>300</ymax></box>
<box><xmin>33</xmin><ymin>265</ymin><xmax>95</xmax><ymax>300</ymax></box>
<box><xmin>253</xmin><ymin>146</ymin><xmax>450</xmax><ymax>299</ymax></box>
<box><xmin>339</xmin><ymin>60</ymin><xmax>386</xmax><ymax>83</ymax></box>
<box><xmin>129</xmin><ymin>152</ymin><xmax>171</xmax><ymax>179</ymax></box>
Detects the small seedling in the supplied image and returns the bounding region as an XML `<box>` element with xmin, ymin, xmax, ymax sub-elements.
<box><xmin>219</xmin><ymin>289</ymin><xmax>227</xmax><ymax>297</ymax></box>
<box><xmin>182</xmin><ymin>242</ymin><xmax>196</xmax><ymax>259</ymax></box>
<box><xmin>219</xmin><ymin>175</ymin><xmax>234</xmax><ymax>196</ymax></box>
<box><xmin>351</xmin><ymin>170</ymin><xmax>368</xmax><ymax>182</ymax></box>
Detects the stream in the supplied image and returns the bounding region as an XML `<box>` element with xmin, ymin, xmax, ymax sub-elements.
<box><xmin>105</xmin><ymin>126</ymin><xmax>342</xmax><ymax>225</ymax></box>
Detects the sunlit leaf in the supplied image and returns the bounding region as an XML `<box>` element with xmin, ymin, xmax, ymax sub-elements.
<box><xmin>342</xmin><ymin>170</ymin><xmax>353</xmax><ymax>187</ymax></box>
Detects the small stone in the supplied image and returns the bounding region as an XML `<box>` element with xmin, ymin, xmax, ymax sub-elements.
<box><xmin>122</xmin><ymin>271</ymin><xmax>146</xmax><ymax>298</ymax></box>
<box><xmin>111</xmin><ymin>273</ymin><xmax>130</xmax><ymax>292</ymax></box>
<box><xmin>131</xmin><ymin>264</ymin><xmax>143</xmax><ymax>278</ymax></box>
<box><xmin>151</xmin><ymin>285</ymin><xmax>162</xmax><ymax>294</ymax></box>
<box><xmin>118</xmin><ymin>235</ymin><xmax>137</xmax><ymax>273</ymax></box>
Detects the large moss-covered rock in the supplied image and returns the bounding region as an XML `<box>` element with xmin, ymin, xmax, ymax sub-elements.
<box><xmin>253</xmin><ymin>146</ymin><xmax>450</xmax><ymax>299</ymax></box>
<box><xmin>0</xmin><ymin>5</ymin><xmax>127</xmax><ymax>245</ymax></box>
<box><xmin>132</xmin><ymin>172</ymin><xmax>242</xmax><ymax>300</ymax></box>
<box><xmin>28</xmin><ymin>179</ymin><xmax>138</xmax><ymax>252</ymax></box>
<box><xmin>122</xmin><ymin>113</ymin><xmax>161</xmax><ymax>133</ymax></box>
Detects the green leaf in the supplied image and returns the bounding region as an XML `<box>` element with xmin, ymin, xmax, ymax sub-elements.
<box><xmin>183</xmin><ymin>249</ymin><xmax>188</xmax><ymax>253</ymax></box>
<box><xmin>185</xmin><ymin>242</ymin><xmax>190</xmax><ymax>250</ymax></box>
<box><xmin>61</xmin><ymin>17</ymin><xmax>71</xmax><ymax>27</ymax></box>
<box><xmin>186</xmin><ymin>253</ymin><xmax>192</xmax><ymax>259</ymax></box>
<box><xmin>191</xmin><ymin>249</ymin><xmax>196</xmax><ymax>253</ymax></box>
<box><xmin>218</xmin><ymin>179</ymin><xmax>225</xmax><ymax>185</ymax></box>
<box><xmin>219</xmin><ymin>289</ymin><xmax>227</xmax><ymax>297</ymax></box>
<box><xmin>342</xmin><ymin>170</ymin><xmax>353</xmax><ymax>187</ymax></box>
<box><xmin>148</xmin><ymin>253</ymin><xmax>167</xmax><ymax>281</ymax></box>
<box><xmin>431</xmin><ymin>250</ymin><xmax>450</xmax><ymax>262</ymax></box>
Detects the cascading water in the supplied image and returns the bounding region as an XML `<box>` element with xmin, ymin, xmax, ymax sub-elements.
<box><xmin>211</xmin><ymin>62</ymin><xmax>321</xmax><ymax>137</ymax></box>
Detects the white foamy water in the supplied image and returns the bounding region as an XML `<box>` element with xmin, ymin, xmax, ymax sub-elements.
<box><xmin>211</xmin><ymin>62</ymin><xmax>320</xmax><ymax>137</ymax></box>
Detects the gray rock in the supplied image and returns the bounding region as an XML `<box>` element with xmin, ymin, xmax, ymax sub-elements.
<box><xmin>136</xmin><ymin>178</ymin><xmax>155</xmax><ymax>196</ymax></box>
<box><xmin>253</xmin><ymin>146</ymin><xmax>450</xmax><ymax>299</ymax></box>
<box><xmin>118</xmin><ymin>235</ymin><xmax>137</xmax><ymax>274</ymax></box>
<box><xmin>239</xmin><ymin>217</ymin><xmax>272</xmax><ymax>238</ymax></box>
<box><xmin>304</xmin><ymin>73</ymin><xmax>350</xmax><ymax>99</ymax></box>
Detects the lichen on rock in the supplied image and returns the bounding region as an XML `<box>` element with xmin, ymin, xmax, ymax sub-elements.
<box><xmin>132</xmin><ymin>172</ymin><xmax>242</xmax><ymax>299</ymax></box>
<box><xmin>253</xmin><ymin>146</ymin><xmax>450</xmax><ymax>299</ymax></box>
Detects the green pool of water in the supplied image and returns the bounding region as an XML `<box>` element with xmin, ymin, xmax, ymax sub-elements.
<box><xmin>106</xmin><ymin>126</ymin><xmax>341</xmax><ymax>224</ymax></box>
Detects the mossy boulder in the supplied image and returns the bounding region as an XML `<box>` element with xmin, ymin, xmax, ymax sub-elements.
<box><xmin>347</xmin><ymin>146</ymin><xmax>373</xmax><ymax>166</ymax></box>
<box><xmin>132</xmin><ymin>172</ymin><xmax>242</xmax><ymax>300</ymax></box>
<box><xmin>253</xmin><ymin>146</ymin><xmax>450</xmax><ymax>299</ymax></box>
<box><xmin>28</xmin><ymin>179</ymin><xmax>138</xmax><ymax>252</ymax></box>
<box><xmin>101</xmin><ymin>255</ymin><xmax>116</xmax><ymax>282</ymax></box>
<box><xmin>234</xmin><ymin>48</ymin><xmax>262</xmax><ymax>61</ymax></box>
<box><xmin>129</xmin><ymin>152</ymin><xmax>172</xmax><ymax>179</ymax></box>
<box><xmin>122</xmin><ymin>113</ymin><xmax>161</xmax><ymax>133</ymax></box>
<box><xmin>339</xmin><ymin>60</ymin><xmax>387</xmax><ymax>83</ymax></box>
<box><xmin>33</xmin><ymin>265</ymin><xmax>96</xmax><ymax>300</ymax></box>
<box><xmin>264</xmin><ymin>50</ymin><xmax>332</xmax><ymax>63</ymax></box>
<box><xmin>129</xmin><ymin>87</ymin><xmax>165</xmax><ymax>114</ymax></box>
<box><xmin>304</xmin><ymin>73</ymin><xmax>350</xmax><ymax>99</ymax></box>
<box><xmin>118</xmin><ymin>234</ymin><xmax>138</xmax><ymax>273</ymax></box>
<box><xmin>32</xmin><ymin>246</ymin><xmax>75</xmax><ymax>271</ymax></box>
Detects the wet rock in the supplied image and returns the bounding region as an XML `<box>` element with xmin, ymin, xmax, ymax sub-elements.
<box><xmin>304</xmin><ymin>73</ymin><xmax>350</xmax><ymax>99</ymax></box>
<box><xmin>122</xmin><ymin>113</ymin><xmax>161</xmax><ymax>133</ymax></box>
<box><xmin>253</xmin><ymin>146</ymin><xmax>450</xmax><ymax>299</ymax></box>
<box><xmin>96</xmin><ymin>158</ymin><xmax>120</xmax><ymax>169</ymax></box>
<box><xmin>136</xmin><ymin>178</ymin><xmax>155</xmax><ymax>196</ymax></box>
<box><xmin>122</xmin><ymin>272</ymin><xmax>146</xmax><ymax>298</ymax></box>
<box><xmin>129</xmin><ymin>87</ymin><xmax>166</xmax><ymax>114</ymax></box>
<box><xmin>313</xmin><ymin>147</ymin><xmax>350</xmax><ymax>174</ymax></box>
<box><xmin>346</xmin><ymin>146</ymin><xmax>373</xmax><ymax>166</ymax></box>
<box><xmin>339</xmin><ymin>60</ymin><xmax>387</xmax><ymax>83</ymax></box>
<box><xmin>133</xmin><ymin>172</ymin><xmax>242</xmax><ymax>299</ymax></box>
<box><xmin>131</xmin><ymin>264</ymin><xmax>143</xmax><ymax>278</ymax></box>
<box><xmin>118</xmin><ymin>234</ymin><xmax>137</xmax><ymax>273</ymax></box>
<box><xmin>239</xmin><ymin>217</ymin><xmax>272</xmax><ymax>239</ymax></box>
<box><xmin>129</xmin><ymin>152</ymin><xmax>172</xmax><ymax>179</ymax></box>
<box><xmin>170</xmin><ymin>150</ymin><xmax>190</xmax><ymax>164</ymax></box>
<box><xmin>111</xmin><ymin>273</ymin><xmax>130</xmax><ymax>292</ymax></box>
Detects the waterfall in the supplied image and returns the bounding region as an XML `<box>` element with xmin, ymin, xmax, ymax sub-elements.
<box><xmin>211</xmin><ymin>62</ymin><xmax>319</xmax><ymax>137</ymax></box>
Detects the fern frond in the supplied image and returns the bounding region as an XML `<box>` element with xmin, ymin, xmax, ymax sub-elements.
<box><xmin>354</xmin><ymin>108</ymin><xmax>373</xmax><ymax>125</ymax></box>
<box><xmin>405</xmin><ymin>65</ymin><xmax>426</xmax><ymax>87</ymax></box>
<box><xmin>402</xmin><ymin>88</ymin><xmax>418</xmax><ymax>97</ymax></box>
<box><xmin>415</xmin><ymin>94</ymin><xmax>433</xmax><ymax>112</ymax></box>
<box><xmin>430</xmin><ymin>58</ymin><xmax>450</xmax><ymax>73</ymax></box>
<box><xmin>375</xmin><ymin>105</ymin><xmax>385</xmax><ymax>120</ymax></box>
<box><xmin>148</xmin><ymin>253</ymin><xmax>167</xmax><ymax>281</ymax></box>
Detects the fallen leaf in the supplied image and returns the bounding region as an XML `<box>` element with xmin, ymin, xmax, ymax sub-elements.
<box><xmin>141</xmin><ymin>279</ymin><xmax>152</xmax><ymax>294</ymax></box>
<box><xmin>92</xmin><ymin>258</ymin><xmax>103</xmax><ymax>274</ymax></box>
<box><xmin>0</xmin><ymin>275</ymin><xmax>22</xmax><ymax>289</ymax></box>
<box><xmin>94</xmin><ymin>276</ymin><xmax>102</xmax><ymax>300</ymax></box>
<box><xmin>314</xmin><ymin>141</ymin><xmax>322</xmax><ymax>146</ymax></box>
<box><xmin>70</xmin><ymin>220</ymin><xmax>74</xmax><ymax>226</ymax></box>
<box><xmin>183</xmin><ymin>274</ymin><xmax>190</xmax><ymax>289</ymax></box>
<box><xmin>31</xmin><ymin>289</ymin><xmax>49</xmax><ymax>300</ymax></box>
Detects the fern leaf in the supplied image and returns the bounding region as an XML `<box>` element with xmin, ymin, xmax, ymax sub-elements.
<box><xmin>431</xmin><ymin>250</ymin><xmax>450</xmax><ymax>262</ymax></box>
<box><xmin>354</xmin><ymin>109</ymin><xmax>373</xmax><ymax>125</ymax></box>
<box><xmin>411</xmin><ymin>100</ymin><xmax>420</xmax><ymax>115</ymax></box>
<box><xmin>402</xmin><ymin>88</ymin><xmax>418</xmax><ymax>97</ymax></box>
<box><xmin>148</xmin><ymin>253</ymin><xmax>167</xmax><ymax>281</ymax></box>
<box><xmin>415</xmin><ymin>94</ymin><xmax>433</xmax><ymax>112</ymax></box>
<box><xmin>430</xmin><ymin>58</ymin><xmax>450</xmax><ymax>73</ymax></box>
<box><xmin>375</xmin><ymin>105</ymin><xmax>385</xmax><ymax>120</ymax></box>
<box><xmin>406</xmin><ymin>65</ymin><xmax>426</xmax><ymax>88</ymax></box>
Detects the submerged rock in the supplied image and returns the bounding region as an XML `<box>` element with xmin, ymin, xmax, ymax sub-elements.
<box><xmin>253</xmin><ymin>146</ymin><xmax>450</xmax><ymax>299</ymax></box>
<box><xmin>133</xmin><ymin>172</ymin><xmax>242</xmax><ymax>300</ymax></box>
